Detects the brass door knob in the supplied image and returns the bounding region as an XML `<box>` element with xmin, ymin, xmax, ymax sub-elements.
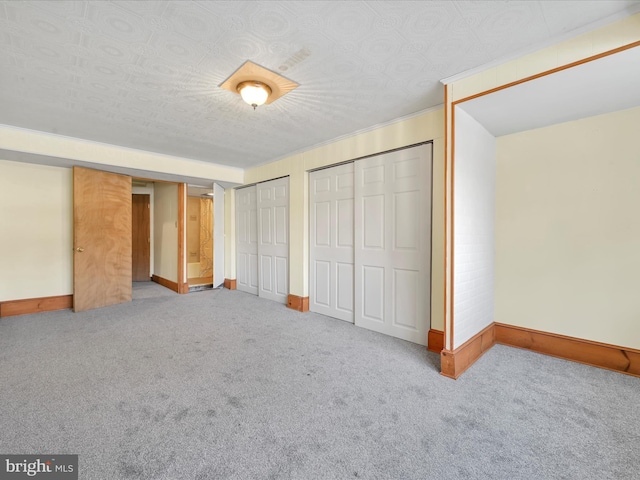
<box><xmin>75</xmin><ymin>247</ymin><xmax>85</xmax><ymax>252</ymax></box>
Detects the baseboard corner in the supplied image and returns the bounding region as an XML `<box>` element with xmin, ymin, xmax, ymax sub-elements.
<box><xmin>427</xmin><ymin>329</ymin><xmax>444</xmax><ymax>353</ymax></box>
<box><xmin>287</xmin><ymin>294</ymin><xmax>309</xmax><ymax>312</ymax></box>
<box><xmin>151</xmin><ymin>274</ymin><xmax>179</xmax><ymax>293</ymax></box>
<box><xmin>440</xmin><ymin>323</ymin><xmax>496</xmax><ymax>379</ymax></box>
<box><xmin>224</xmin><ymin>279</ymin><xmax>237</xmax><ymax>290</ymax></box>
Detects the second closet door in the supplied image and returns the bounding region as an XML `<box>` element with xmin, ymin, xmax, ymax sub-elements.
<box><xmin>236</xmin><ymin>186</ymin><xmax>258</xmax><ymax>295</ymax></box>
<box><xmin>257</xmin><ymin>177</ymin><xmax>289</xmax><ymax>304</ymax></box>
<box><xmin>354</xmin><ymin>144</ymin><xmax>432</xmax><ymax>346</ymax></box>
<box><xmin>309</xmin><ymin>163</ymin><xmax>355</xmax><ymax>322</ymax></box>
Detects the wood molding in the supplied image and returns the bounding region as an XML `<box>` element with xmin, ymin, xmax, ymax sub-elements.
<box><xmin>453</xmin><ymin>40</ymin><xmax>640</xmax><ymax>106</ymax></box>
<box><xmin>0</xmin><ymin>295</ymin><xmax>73</xmax><ymax>318</ymax></box>
<box><xmin>448</xmin><ymin>101</ymin><xmax>456</xmax><ymax>352</ymax></box>
<box><xmin>427</xmin><ymin>329</ymin><xmax>444</xmax><ymax>353</ymax></box>
<box><xmin>151</xmin><ymin>274</ymin><xmax>178</xmax><ymax>293</ymax></box>
<box><xmin>224</xmin><ymin>279</ymin><xmax>237</xmax><ymax>290</ymax></box>
<box><xmin>495</xmin><ymin>323</ymin><xmax>640</xmax><ymax>378</ymax></box>
<box><xmin>443</xmin><ymin>83</ymin><xmax>450</xmax><ymax>352</ymax></box>
<box><xmin>287</xmin><ymin>294</ymin><xmax>309</xmax><ymax>312</ymax></box>
<box><xmin>440</xmin><ymin>323</ymin><xmax>495</xmax><ymax>379</ymax></box>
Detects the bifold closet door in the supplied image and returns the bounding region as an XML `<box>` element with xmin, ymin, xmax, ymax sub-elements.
<box><xmin>309</xmin><ymin>163</ymin><xmax>355</xmax><ymax>322</ymax></box>
<box><xmin>213</xmin><ymin>182</ymin><xmax>225</xmax><ymax>288</ymax></box>
<box><xmin>257</xmin><ymin>177</ymin><xmax>289</xmax><ymax>303</ymax></box>
<box><xmin>354</xmin><ymin>144</ymin><xmax>432</xmax><ymax>346</ymax></box>
<box><xmin>236</xmin><ymin>186</ymin><xmax>258</xmax><ymax>295</ymax></box>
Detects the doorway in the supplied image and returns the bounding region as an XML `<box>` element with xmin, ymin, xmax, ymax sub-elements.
<box><xmin>187</xmin><ymin>192</ymin><xmax>214</xmax><ymax>288</ymax></box>
<box><xmin>132</xmin><ymin>193</ymin><xmax>151</xmax><ymax>281</ymax></box>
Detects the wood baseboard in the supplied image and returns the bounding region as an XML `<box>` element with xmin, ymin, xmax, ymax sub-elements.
<box><xmin>427</xmin><ymin>329</ymin><xmax>444</xmax><ymax>353</ymax></box>
<box><xmin>0</xmin><ymin>294</ymin><xmax>73</xmax><ymax>318</ymax></box>
<box><xmin>287</xmin><ymin>294</ymin><xmax>309</xmax><ymax>312</ymax></box>
<box><xmin>440</xmin><ymin>323</ymin><xmax>495</xmax><ymax>379</ymax></box>
<box><xmin>224</xmin><ymin>279</ymin><xmax>237</xmax><ymax>290</ymax></box>
<box><xmin>151</xmin><ymin>275</ymin><xmax>178</xmax><ymax>293</ymax></box>
<box><xmin>188</xmin><ymin>276</ymin><xmax>213</xmax><ymax>286</ymax></box>
<box><xmin>495</xmin><ymin>323</ymin><xmax>640</xmax><ymax>378</ymax></box>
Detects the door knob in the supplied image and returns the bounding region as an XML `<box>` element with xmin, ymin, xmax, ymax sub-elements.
<box><xmin>75</xmin><ymin>247</ymin><xmax>85</xmax><ymax>252</ymax></box>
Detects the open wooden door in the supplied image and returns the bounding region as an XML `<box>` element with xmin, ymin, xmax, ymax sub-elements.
<box><xmin>73</xmin><ymin>167</ymin><xmax>132</xmax><ymax>312</ymax></box>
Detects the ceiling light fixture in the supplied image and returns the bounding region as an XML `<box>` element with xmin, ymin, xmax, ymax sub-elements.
<box><xmin>220</xmin><ymin>61</ymin><xmax>299</xmax><ymax>110</ymax></box>
<box><xmin>237</xmin><ymin>81</ymin><xmax>272</xmax><ymax>110</ymax></box>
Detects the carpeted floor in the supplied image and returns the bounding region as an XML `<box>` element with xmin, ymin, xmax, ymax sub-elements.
<box><xmin>0</xmin><ymin>283</ymin><xmax>638</xmax><ymax>479</ymax></box>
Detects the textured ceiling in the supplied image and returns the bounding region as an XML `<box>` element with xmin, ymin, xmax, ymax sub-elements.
<box><xmin>1</xmin><ymin>1</ymin><xmax>639</xmax><ymax>169</ymax></box>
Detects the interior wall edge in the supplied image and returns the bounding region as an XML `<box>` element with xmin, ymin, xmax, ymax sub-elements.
<box><xmin>440</xmin><ymin>323</ymin><xmax>496</xmax><ymax>379</ymax></box>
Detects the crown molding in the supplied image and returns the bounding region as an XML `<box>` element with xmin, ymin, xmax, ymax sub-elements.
<box><xmin>253</xmin><ymin>104</ymin><xmax>444</xmax><ymax>169</ymax></box>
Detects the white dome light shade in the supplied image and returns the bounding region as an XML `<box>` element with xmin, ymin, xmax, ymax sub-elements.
<box><xmin>237</xmin><ymin>81</ymin><xmax>272</xmax><ymax>109</ymax></box>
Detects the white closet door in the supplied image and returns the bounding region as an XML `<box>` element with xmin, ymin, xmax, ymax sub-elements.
<box><xmin>213</xmin><ymin>182</ymin><xmax>225</xmax><ymax>288</ymax></box>
<box><xmin>257</xmin><ymin>177</ymin><xmax>289</xmax><ymax>303</ymax></box>
<box><xmin>236</xmin><ymin>186</ymin><xmax>258</xmax><ymax>295</ymax></box>
<box><xmin>354</xmin><ymin>144</ymin><xmax>432</xmax><ymax>345</ymax></box>
<box><xmin>309</xmin><ymin>163</ymin><xmax>355</xmax><ymax>322</ymax></box>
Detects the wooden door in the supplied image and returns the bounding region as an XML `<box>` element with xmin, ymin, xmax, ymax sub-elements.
<box><xmin>309</xmin><ymin>163</ymin><xmax>355</xmax><ymax>322</ymax></box>
<box><xmin>236</xmin><ymin>186</ymin><xmax>258</xmax><ymax>295</ymax></box>
<box><xmin>354</xmin><ymin>144</ymin><xmax>432</xmax><ymax>345</ymax></box>
<box><xmin>257</xmin><ymin>177</ymin><xmax>289</xmax><ymax>304</ymax></box>
<box><xmin>73</xmin><ymin>167</ymin><xmax>132</xmax><ymax>312</ymax></box>
<box><xmin>132</xmin><ymin>194</ymin><xmax>150</xmax><ymax>281</ymax></box>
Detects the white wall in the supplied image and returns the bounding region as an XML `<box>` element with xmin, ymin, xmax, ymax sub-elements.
<box><xmin>453</xmin><ymin>108</ymin><xmax>496</xmax><ymax>348</ymax></box>
<box><xmin>0</xmin><ymin>160</ymin><xmax>72</xmax><ymax>301</ymax></box>
<box><xmin>496</xmin><ymin>105</ymin><xmax>640</xmax><ymax>350</ymax></box>
<box><xmin>153</xmin><ymin>183</ymin><xmax>178</xmax><ymax>283</ymax></box>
